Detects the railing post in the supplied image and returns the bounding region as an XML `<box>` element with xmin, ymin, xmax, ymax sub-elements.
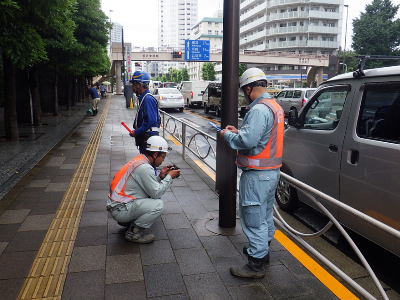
<box><xmin>162</xmin><ymin>111</ymin><xmax>165</xmax><ymax>138</ymax></box>
<box><xmin>182</xmin><ymin>122</ymin><xmax>186</xmax><ymax>158</ymax></box>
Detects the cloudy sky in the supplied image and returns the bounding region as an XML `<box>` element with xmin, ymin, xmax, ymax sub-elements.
<box><xmin>100</xmin><ymin>0</ymin><xmax>400</xmax><ymax>50</ymax></box>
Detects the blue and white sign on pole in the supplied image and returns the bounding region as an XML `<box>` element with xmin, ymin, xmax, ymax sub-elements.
<box><xmin>185</xmin><ymin>40</ymin><xmax>210</xmax><ymax>61</ymax></box>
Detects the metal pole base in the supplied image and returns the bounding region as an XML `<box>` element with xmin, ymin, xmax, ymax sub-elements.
<box><xmin>205</xmin><ymin>218</ymin><xmax>242</xmax><ymax>236</ymax></box>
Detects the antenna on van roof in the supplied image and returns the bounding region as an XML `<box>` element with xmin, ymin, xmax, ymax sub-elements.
<box><xmin>353</xmin><ymin>55</ymin><xmax>400</xmax><ymax>79</ymax></box>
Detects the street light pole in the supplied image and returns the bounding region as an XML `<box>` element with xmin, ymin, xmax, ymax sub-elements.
<box><xmin>109</xmin><ymin>10</ymin><xmax>113</xmax><ymax>54</ymax></box>
<box><xmin>343</xmin><ymin>5</ymin><xmax>349</xmax><ymax>72</ymax></box>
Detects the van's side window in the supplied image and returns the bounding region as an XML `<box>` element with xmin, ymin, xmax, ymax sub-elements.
<box><xmin>303</xmin><ymin>86</ymin><xmax>348</xmax><ymax>130</ymax></box>
<box><xmin>357</xmin><ymin>83</ymin><xmax>400</xmax><ymax>143</ymax></box>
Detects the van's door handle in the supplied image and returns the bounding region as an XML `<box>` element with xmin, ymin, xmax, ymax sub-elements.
<box><xmin>329</xmin><ymin>144</ymin><xmax>338</xmax><ymax>152</ymax></box>
<box><xmin>349</xmin><ymin>149</ymin><xmax>359</xmax><ymax>165</ymax></box>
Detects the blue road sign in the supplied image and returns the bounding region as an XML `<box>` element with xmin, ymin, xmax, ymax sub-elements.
<box><xmin>185</xmin><ymin>40</ymin><xmax>210</xmax><ymax>61</ymax></box>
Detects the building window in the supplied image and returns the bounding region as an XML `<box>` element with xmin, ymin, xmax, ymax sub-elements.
<box><xmin>208</xmin><ymin>22</ymin><xmax>212</xmax><ymax>25</ymax></box>
<box><xmin>215</xmin><ymin>30</ymin><xmax>218</xmax><ymax>35</ymax></box>
<box><xmin>208</xmin><ymin>30</ymin><xmax>212</xmax><ymax>34</ymax></box>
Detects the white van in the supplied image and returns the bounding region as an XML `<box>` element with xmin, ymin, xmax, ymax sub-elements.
<box><xmin>180</xmin><ymin>81</ymin><xmax>210</xmax><ymax>107</ymax></box>
<box><xmin>149</xmin><ymin>81</ymin><xmax>162</xmax><ymax>93</ymax></box>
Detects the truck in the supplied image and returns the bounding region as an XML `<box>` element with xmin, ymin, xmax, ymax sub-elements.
<box><xmin>202</xmin><ymin>82</ymin><xmax>250</xmax><ymax>118</ymax></box>
<box><xmin>179</xmin><ymin>81</ymin><xmax>210</xmax><ymax>107</ymax></box>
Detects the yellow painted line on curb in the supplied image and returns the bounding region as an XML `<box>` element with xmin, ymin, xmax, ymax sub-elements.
<box><xmin>192</xmin><ymin>160</ymin><xmax>216</xmax><ymax>182</ymax></box>
<box><xmin>184</xmin><ymin>109</ymin><xmax>221</xmax><ymax>124</ymax></box>
<box><xmin>167</xmin><ymin>135</ymin><xmax>182</xmax><ymax>146</ymax></box>
<box><xmin>189</xmin><ymin>158</ymin><xmax>358</xmax><ymax>299</ymax></box>
<box><xmin>17</xmin><ymin>98</ymin><xmax>110</xmax><ymax>300</ymax></box>
<box><xmin>274</xmin><ymin>230</ymin><xmax>359</xmax><ymax>300</ymax></box>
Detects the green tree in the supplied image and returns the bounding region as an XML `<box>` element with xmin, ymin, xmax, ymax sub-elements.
<box><xmin>179</xmin><ymin>67</ymin><xmax>190</xmax><ymax>82</ymax></box>
<box><xmin>201</xmin><ymin>62</ymin><xmax>216</xmax><ymax>81</ymax></box>
<box><xmin>352</xmin><ymin>0</ymin><xmax>400</xmax><ymax>67</ymax></box>
<box><xmin>0</xmin><ymin>0</ymin><xmax>75</xmax><ymax>140</ymax></box>
<box><xmin>239</xmin><ymin>63</ymin><xmax>247</xmax><ymax>77</ymax></box>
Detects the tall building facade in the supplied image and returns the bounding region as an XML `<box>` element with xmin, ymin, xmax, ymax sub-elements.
<box><xmin>240</xmin><ymin>0</ymin><xmax>343</xmax><ymax>81</ymax></box>
<box><xmin>111</xmin><ymin>22</ymin><xmax>123</xmax><ymax>43</ymax></box>
<box><xmin>158</xmin><ymin>0</ymin><xmax>199</xmax><ymax>73</ymax></box>
<box><xmin>188</xmin><ymin>13</ymin><xmax>223</xmax><ymax>80</ymax></box>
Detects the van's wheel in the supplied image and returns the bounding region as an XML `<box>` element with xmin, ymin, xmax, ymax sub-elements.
<box><xmin>178</xmin><ymin>107</ymin><xmax>184</xmax><ymax>112</ymax></box>
<box><xmin>204</xmin><ymin>105</ymin><xmax>210</xmax><ymax>114</ymax></box>
<box><xmin>275</xmin><ymin>178</ymin><xmax>299</xmax><ymax>212</ymax></box>
<box><xmin>215</xmin><ymin>106</ymin><xmax>221</xmax><ymax>117</ymax></box>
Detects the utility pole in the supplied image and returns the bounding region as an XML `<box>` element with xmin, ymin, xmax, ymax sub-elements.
<box><xmin>216</xmin><ymin>0</ymin><xmax>240</xmax><ymax>228</ymax></box>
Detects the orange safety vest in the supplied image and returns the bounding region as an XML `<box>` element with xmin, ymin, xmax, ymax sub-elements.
<box><xmin>236</xmin><ymin>98</ymin><xmax>284</xmax><ymax>170</ymax></box>
<box><xmin>108</xmin><ymin>154</ymin><xmax>148</xmax><ymax>203</ymax></box>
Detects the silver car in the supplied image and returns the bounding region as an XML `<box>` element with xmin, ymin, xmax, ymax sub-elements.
<box><xmin>277</xmin><ymin>62</ymin><xmax>400</xmax><ymax>257</ymax></box>
<box><xmin>153</xmin><ymin>88</ymin><xmax>184</xmax><ymax>111</ymax></box>
<box><xmin>275</xmin><ymin>88</ymin><xmax>316</xmax><ymax>115</ymax></box>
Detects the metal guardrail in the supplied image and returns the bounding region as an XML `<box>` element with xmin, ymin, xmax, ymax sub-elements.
<box><xmin>160</xmin><ymin>110</ymin><xmax>217</xmax><ymax>171</ymax></box>
<box><xmin>275</xmin><ymin>172</ymin><xmax>397</xmax><ymax>300</ymax></box>
<box><xmin>159</xmin><ymin>108</ymin><xmax>396</xmax><ymax>300</ymax></box>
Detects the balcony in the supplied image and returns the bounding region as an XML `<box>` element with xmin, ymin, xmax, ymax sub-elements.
<box><xmin>240</xmin><ymin>16</ymin><xmax>267</xmax><ymax>34</ymax></box>
<box><xmin>267</xmin><ymin>0</ymin><xmax>341</xmax><ymax>8</ymax></box>
<box><xmin>267</xmin><ymin>25</ymin><xmax>339</xmax><ymax>36</ymax></box>
<box><xmin>240</xmin><ymin>29</ymin><xmax>267</xmax><ymax>44</ymax></box>
<box><xmin>268</xmin><ymin>39</ymin><xmax>338</xmax><ymax>50</ymax></box>
<box><xmin>240</xmin><ymin>2</ymin><xmax>267</xmax><ymax>22</ymax></box>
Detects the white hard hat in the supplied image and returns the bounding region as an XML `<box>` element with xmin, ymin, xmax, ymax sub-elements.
<box><xmin>239</xmin><ymin>68</ymin><xmax>267</xmax><ymax>88</ymax></box>
<box><xmin>146</xmin><ymin>136</ymin><xmax>171</xmax><ymax>153</ymax></box>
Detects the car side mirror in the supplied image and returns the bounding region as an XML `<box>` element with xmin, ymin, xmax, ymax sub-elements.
<box><xmin>288</xmin><ymin>108</ymin><xmax>300</xmax><ymax>128</ymax></box>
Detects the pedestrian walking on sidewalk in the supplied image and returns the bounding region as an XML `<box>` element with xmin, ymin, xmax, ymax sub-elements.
<box><xmin>220</xmin><ymin>68</ymin><xmax>284</xmax><ymax>279</ymax></box>
<box><xmin>129</xmin><ymin>70</ymin><xmax>161</xmax><ymax>153</ymax></box>
<box><xmin>87</xmin><ymin>84</ymin><xmax>100</xmax><ymax>116</ymax></box>
<box><xmin>107</xmin><ymin>136</ymin><xmax>180</xmax><ymax>243</ymax></box>
<box><xmin>100</xmin><ymin>83</ymin><xmax>106</xmax><ymax>98</ymax></box>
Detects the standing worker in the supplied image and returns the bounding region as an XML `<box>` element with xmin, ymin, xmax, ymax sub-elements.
<box><xmin>107</xmin><ymin>136</ymin><xmax>180</xmax><ymax>243</ymax></box>
<box><xmin>129</xmin><ymin>70</ymin><xmax>161</xmax><ymax>153</ymax></box>
<box><xmin>87</xmin><ymin>84</ymin><xmax>100</xmax><ymax>116</ymax></box>
<box><xmin>100</xmin><ymin>83</ymin><xmax>106</xmax><ymax>99</ymax></box>
<box><xmin>219</xmin><ymin>68</ymin><xmax>284</xmax><ymax>279</ymax></box>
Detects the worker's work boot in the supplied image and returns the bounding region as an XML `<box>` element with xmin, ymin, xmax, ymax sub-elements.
<box><xmin>243</xmin><ymin>244</ymin><xmax>270</xmax><ymax>263</ymax></box>
<box><xmin>125</xmin><ymin>223</ymin><xmax>155</xmax><ymax>244</ymax></box>
<box><xmin>230</xmin><ymin>255</ymin><xmax>266</xmax><ymax>279</ymax></box>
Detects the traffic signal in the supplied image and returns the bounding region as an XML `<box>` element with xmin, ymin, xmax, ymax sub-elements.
<box><xmin>172</xmin><ymin>51</ymin><xmax>182</xmax><ymax>58</ymax></box>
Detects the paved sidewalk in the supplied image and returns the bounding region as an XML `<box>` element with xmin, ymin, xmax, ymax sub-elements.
<box><xmin>0</xmin><ymin>95</ymin><xmax>341</xmax><ymax>299</ymax></box>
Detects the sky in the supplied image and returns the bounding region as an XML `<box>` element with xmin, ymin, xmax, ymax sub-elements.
<box><xmin>100</xmin><ymin>0</ymin><xmax>400</xmax><ymax>51</ymax></box>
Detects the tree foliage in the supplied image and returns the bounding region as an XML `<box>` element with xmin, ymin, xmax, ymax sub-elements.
<box><xmin>201</xmin><ymin>62</ymin><xmax>216</xmax><ymax>81</ymax></box>
<box><xmin>352</xmin><ymin>0</ymin><xmax>400</xmax><ymax>58</ymax></box>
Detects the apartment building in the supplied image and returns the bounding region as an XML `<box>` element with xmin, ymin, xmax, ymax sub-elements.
<box><xmin>240</xmin><ymin>0</ymin><xmax>343</xmax><ymax>84</ymax></box>
<box><xmin>158</xmin><ymin>0</ymin><xmax>199</xmax><ymax>73</ymax></box>
<box><xmin>188</xmin><ymin>11</ymin><xmax>223</xmax><ymax>80</ymax></box>
<box><xmin>110</xmin><ymin>22</ymin><xmax>123</xmax><ymax>43</ymax></box>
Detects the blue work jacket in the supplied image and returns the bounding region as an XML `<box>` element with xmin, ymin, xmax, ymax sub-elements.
<box><xmin>134</xmin><ymin>89</ymin><xmax>161</xmax><ymax>136</ymax></box>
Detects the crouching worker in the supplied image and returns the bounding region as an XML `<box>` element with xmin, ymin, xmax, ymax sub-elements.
<box><xmin>107</xmin><ymin>136</ymin><xmax>180</xmax><ymax>243</ymax></box>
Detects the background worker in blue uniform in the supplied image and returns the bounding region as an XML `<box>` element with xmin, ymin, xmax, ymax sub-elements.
<box><xmin>220</xmin><ymin>68</ymin><xmax>284</xmax><ymax>279</ymax></box>
<box><xmin>87</xmin><ymin>84</ymin><xmax>100</xmax><ymax>116</ymax></box>
<box><xmin>129</xmin><ymin>70</ymin><xmax>161</xmax><ymax>153</ymax></box>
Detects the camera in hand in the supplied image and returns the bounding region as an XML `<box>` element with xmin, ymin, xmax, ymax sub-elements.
<box><xmin>169</xmin><ymin>164</ymin><xmax>180</xmax><ymax>178</ymax></box>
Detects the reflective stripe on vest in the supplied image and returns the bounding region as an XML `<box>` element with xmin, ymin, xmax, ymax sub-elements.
<box><xmin>236</xmin><ymin>99</ymin><xmax>284</xmax><ymax>170</ymax></box>
<box><xmin>108</xmin><ymin>154</ymin><xmax>148</xmax><ymax>203</ymax></box>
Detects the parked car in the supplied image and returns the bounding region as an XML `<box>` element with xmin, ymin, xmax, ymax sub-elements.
<box><xmin>180</xmin><ymin>80</ymin><xmax>210</xmax><ymax>107</ymax></box>
<box><xmin>276</xmin><ymin>59</ymin><xmax>400</xmax><ymax>257</ymax></box>
<box><xmin>162</xmin><ymin>82</ymin><xmax>177</xmax><ymax>88</ymax></box>
<box><xmin>152</xmin><ymin>88</ymin><xmax>184</xmax><ymax>111</ymax></box>
<box><xmin>202</xmin><ymin>82</ymin><xmax>250</xmax><ymax>118</ymax></box>
<box><xmin>275</xmin><ymin>88</ymin><xmax>316</xmax><ymax>115</ymax></box>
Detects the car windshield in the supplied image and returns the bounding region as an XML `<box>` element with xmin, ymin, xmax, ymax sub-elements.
<box><xmin>159</xmin><ymin>88</ymin><xmax>181</xmax><ymax>94</ymax></box>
